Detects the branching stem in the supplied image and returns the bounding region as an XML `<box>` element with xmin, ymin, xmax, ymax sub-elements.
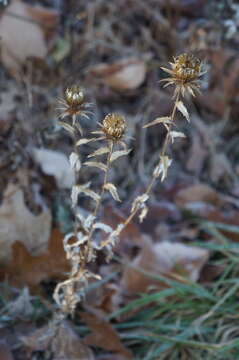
<box><xmin>122</xmin><ymin>90</ymin><xmax>181</xmax><ymax>230</ymax></box>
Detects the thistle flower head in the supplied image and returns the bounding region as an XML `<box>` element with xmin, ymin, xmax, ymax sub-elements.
<box><xmin>161</xmin><ymin>53</ymin><xmax>204</xmax><ymax>97</ymax></box>
<box><xmin>102</xmin><ymin>113</ymin><xmax>126</xmax><ymax>141</ymax></box>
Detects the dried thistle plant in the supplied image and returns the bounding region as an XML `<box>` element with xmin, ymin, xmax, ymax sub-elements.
<box><xmin>101</xmin><ymin>53</ymin><xmax>205</xmax><ymax>250</ymax></box>
<box><xmin>54</xmin><ymin>98</ymin><xmax>130</xmax><ymax>314</ymax></box>
<box><xmin>54</xmin><ymin>53</ymin><xmax>205</xmax><ymax>315</ymax></box>
<box><xmin>160</xmin><ymin>53</ymin><xmax>205</xmax><ymax>97</ymax></box>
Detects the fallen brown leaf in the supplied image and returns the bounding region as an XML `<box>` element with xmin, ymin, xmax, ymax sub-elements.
<box><xmin>121</xmin><ymin>237</ymin><xmax>209</xmax><ymax>294</ymax></box>
<box><xmin>33</xmin><ymin>148</ymin><xmax>75</xmax><ymax>189</ymax></box>
<box><xmin>21</xmin><ymin>320</ymin><xmax>94</xmax><ymax>360</ymax></box>
<box><xmin>175</xmin><ymin>183</ymin><xmax>223</xmax><ymax>208</ymax></box>
<box><xmin>25</xmin><ymin>3</ymin><xmax>59</xmax><ymax>39</ymax></box>
<box><xmin>0</xmin><ymin>183</ymin><xmax>51</xmax><ymax>264</ymax></box>
<box><xmin>90</xmin><ymin>57</ymin><xmax>146</xmax><ymax>91</ymax></box>
<box><xmin>81</xmin><ymin>312</ymin><xmax>133</xmax><ymax>359</ymax></box>
<box><xmin>0</xmin><ymin>0</ymin><xmax>58</xmax><ymax>76</ymax></box>
<box><xmin>0</xmin><ymin>229</ymin><xmax>70</xmax><ymax>291</ymax></box>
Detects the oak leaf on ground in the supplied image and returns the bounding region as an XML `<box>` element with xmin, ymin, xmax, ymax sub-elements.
<box><xmin>121</xmin><ymin>237</ymin><xmax>209</xmax><ymax>294</ymax></box>
<box><xmin>0</xmin><ymin>229</ymin><xmax>70</xmax><ymax>291</ymax></box>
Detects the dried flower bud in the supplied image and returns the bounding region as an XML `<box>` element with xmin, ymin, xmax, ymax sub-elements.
<box><xmin>64</xmin><ymin>86</ymin><xmax>84</xmax><ymax>107</ymax></box>
<box><xmin>102</xmin><ymin>113</ymin><xmax>126</xmax><ymax>140</ymax></box>
<box><xmin>58</xmin><ymin>86</ymin><xmax>91</xmax><ymax>132</ymax></box>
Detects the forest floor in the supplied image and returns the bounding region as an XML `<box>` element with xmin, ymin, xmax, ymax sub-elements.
<box><xmin>0</xmin><ymin>0</ymin><xmax>239</xmax><ymax>359</ymax></box>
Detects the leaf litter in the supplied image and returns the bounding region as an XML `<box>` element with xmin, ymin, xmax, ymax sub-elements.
<box><xmin>0</xmin><ymin>0</ymin><xmax>239</xmax><ymax>359</ymax></box>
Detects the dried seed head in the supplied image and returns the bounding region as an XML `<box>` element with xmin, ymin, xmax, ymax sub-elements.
<box><xmin>172</xmin><ymin>53</ymin><xmax>201</xmax><ymax>83</ymax></box>
<box><xmin>64</xmin><ymin>85</ymin><xmax>84</xmax><ymax>107</ymax></box>
<box><xmin>161</xmin><ymin>53</ymin><xmax>205</xmax><ymax>97</ymax></box>
<box><xmin>102</xmin><ymin>113</ymin><xmax>126</xmax><ymax>140</ymax></box>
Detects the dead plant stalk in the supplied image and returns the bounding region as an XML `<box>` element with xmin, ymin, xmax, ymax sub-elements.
<box><xmin>54</xmin><ymin>53</ymin><xmax>205</xmax><ymax>314</ymax></box>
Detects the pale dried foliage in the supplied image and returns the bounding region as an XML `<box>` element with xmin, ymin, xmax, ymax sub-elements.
<box><xmin>54</xmin><ymin>53</ymin><xmax>205</xmax><ymax>315</ymax></box>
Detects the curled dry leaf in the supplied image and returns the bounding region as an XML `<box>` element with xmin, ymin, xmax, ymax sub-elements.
<box><xmin>170</xmin><ymin>130</ymin><xmax>186</xmax><ymax>143</ymax></box>
<box><xmin>93</xmin><ymin>222</ymin><xmax>113</xmax><ymax>233</ymax></box>
<box><xmin>104</xmin><ymin>183</ymin><xmax>121</xmax><ymax>202</ymax></box>
<box><xmin>0</xmin><ymin>0</ymin><xmax>58</xmax><ymax>76</ymax></box>
<box><xmin>139</xmin><ymin>205</ymin><xmax>148</xmax><ymax>223</ymax></box>
<box><xmin>33</xmin><ymin>148</ymin><xmax>74</xmax><ymax>189</ymax></box>
<box><xmin>0</xmin><ymin>184</ymin><xmax>51</xmax><ymax>264</ymax></box>
<box><xmin>69</xmin><ymin>152</ymin><xmax>81</xmax><ymax>172</ymax></box>
<box><xmin>176</xmin><ymin>101</ymin><xmax>190</xmax><ymax>122</ymax></box>
<box><xmin>71</xmin><ymin>183</ymin><xmax>100</xmax><ymax>206</ymax></box>
<box><xmin>153</xmin><ymin>155</ymin><xmax>172</xmax><ymax>181</ymax></box>
<box><xmin>143</xmin><ymin>116</ymin><xmax>172</xmax><ymax>129</ymax></box>
<box><xmin>90</xmin><ymin>57</ymin><xmax>146</xmax><ymax>91</ymax></box>
<box><xmin>131</xmin><ymin>193</ymin><xmax>149</xmax><ymax>213</ymax></box>
<box><xmin>121</xmin><ymin>238</ymin><xmax>209</xmax><ymax>294</ymax></box>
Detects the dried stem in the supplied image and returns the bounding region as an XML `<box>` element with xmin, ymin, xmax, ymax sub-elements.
<box><xmin>92</xmin><ymin>141</ymin><xmax>114</xmax><ymax>220</ymax></box>
<box><xmin>144</xmin><ymin>90</ymin><xmax>180</xmax><ymax>195</ymax></box>
<box><xmin>83</xmin><ymin>139</ymin><xmax>114</xmax><ymax>265</ymax></box>
<box><xmin>106</xmin><ymin>89</ymin><xmax>181</xmax><ymax>238</ymax></box>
